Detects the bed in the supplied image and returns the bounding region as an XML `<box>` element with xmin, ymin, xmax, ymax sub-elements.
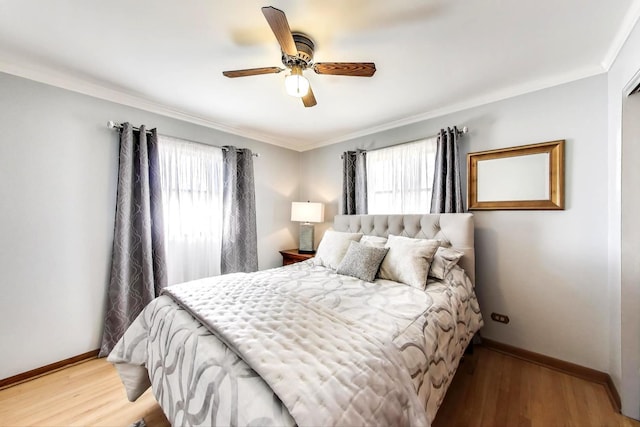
<box><xmin>108</xmin><ymin>213</ymin><xmax>483</xmax><ymax>426</ymax></box>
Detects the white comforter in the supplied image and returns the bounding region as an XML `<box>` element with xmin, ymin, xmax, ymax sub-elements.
<box><xmin>108</xmin><ymin>260</ymin><xmax>483</xmax><ymax>426</ymax></box>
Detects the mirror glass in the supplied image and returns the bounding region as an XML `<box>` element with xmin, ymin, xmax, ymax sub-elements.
<box><xmin>477</xmin><ymin>153</ymin><xmax>549</xmax><ymax>202</ymax></box>
<box><xmin>467</xmin><ymin>140</ymin><xmax>564</xmax><ymax>210</ymax></box>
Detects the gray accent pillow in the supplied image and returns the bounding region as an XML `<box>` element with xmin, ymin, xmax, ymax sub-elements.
<box><xmin>379</xmin><ymin>234</ymin><xmax>440</xmax><ymax>289</ymax></box>
<box><xmin>314</xmin><ymin>230</ymin><xmax>363</xmax><ymax>270</ymax></box>
<box><xmin>336</xmin><ymin>241</ymin><xmax>389</xmax><ymax>282</ymax></box>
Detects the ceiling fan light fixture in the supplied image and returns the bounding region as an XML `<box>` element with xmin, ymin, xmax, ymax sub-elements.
<box><xmin>284</xmin><ymin>66</ymin><xmax>309</xmax><ymax>97</ymax></box>
<box><xmin>222</xmin><ymin>6</ymin><xmax>376</xmax><ymax>107</ymax></box>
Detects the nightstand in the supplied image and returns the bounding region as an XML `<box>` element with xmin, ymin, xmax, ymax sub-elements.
<box><xmin>279</xmin><ymin>249</ymin><xmax>314</xmax><ymax>266</ymax></box>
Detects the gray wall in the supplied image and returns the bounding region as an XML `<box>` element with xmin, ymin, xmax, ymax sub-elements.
<box><xmin>607</xmin><ymin>16</ymin><xmax>640</xmax><ymax>419</ymax></box>
<box><xmin>0</xmin><ymin>72</ymin><xmax>300</xmax><ymax>380</ymax></box>
<box><xmin>300</xmin><ymin>74</ymin><xmax>610</xmax><ymax>372</ymax></box>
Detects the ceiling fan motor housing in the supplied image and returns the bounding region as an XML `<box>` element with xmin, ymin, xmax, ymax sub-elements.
<box><xmin>282</xmin><ymin>32</ymin><xmax>315</xmax><ymax>68</ymax></box>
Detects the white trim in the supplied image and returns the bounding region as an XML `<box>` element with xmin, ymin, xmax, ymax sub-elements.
<box><xmin>601</xmin><ymin>0</ymin><xmax>640</xmax><ymax>71</ymax></box>
<box><xmin>624</xmin><ymin>67</ymin><xmax>640</xmax><ymax>96</ymax></box>
<box><xmin>0</xmin><ymin>59</ymin><xmax>606</xmax><ymax>153</ymax></box>
<box><xmin>299</xmin><ymin>65</ymin><xmax>606</xmax><ymax>151</ymax></box>
<box><xmin>0</xmin><ymin>60</ymin><xmax>301</xmax><ymax>151</ymax></box>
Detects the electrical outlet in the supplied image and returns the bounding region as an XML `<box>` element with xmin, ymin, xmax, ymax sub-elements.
<box><xmin>491</xmin><ymin>312</ymin><xmax>510</xmax><ymax>324</ymax></box>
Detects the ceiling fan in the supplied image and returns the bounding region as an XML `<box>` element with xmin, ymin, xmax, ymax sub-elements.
<box><xmin>222</xmin><ymin>6</ymin><xmax>376</xmax><ymax>108</ymax></box>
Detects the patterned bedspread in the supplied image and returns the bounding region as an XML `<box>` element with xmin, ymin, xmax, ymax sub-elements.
<box><xmin>108</xmin><ymin>260</ymin><xmax>483</xmax><ymax>426</ymax></box>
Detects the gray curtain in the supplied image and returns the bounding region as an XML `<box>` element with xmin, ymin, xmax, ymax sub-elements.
<box><xmin>99</xmin><ymin>123</ymin><xmax>167</xmax><ymax>357</ymax></box>
<box><xmin>431</xmin><ymin>127</ymin><xmax>464</xmax><ymax>213</ymax></box>
<box><xmin>341</xmin><ymin>150</ymin><xmax>368</xmax><ymax>214</ymax></box>
<box><xmin>221</xmin><ymin>146</ymin><xmax>258</xmax><ymax>273</ymax></box>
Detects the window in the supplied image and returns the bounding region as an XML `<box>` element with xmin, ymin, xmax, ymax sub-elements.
<box><xmin>157</xmin><ymin>136</ymin><xmax>223</xmax><ymax>285</ymax></box>
<box><xmin>366</xmin><ymin>137</ymin><xmax>437</xmax><ymax>214</ymax></box>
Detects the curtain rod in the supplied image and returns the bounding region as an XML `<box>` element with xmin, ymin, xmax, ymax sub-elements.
<box><xmin>340</xmin><ymin>126</ymin><xmax>468</xmax><ymax>158</ymax></box>
<box><xmin>107</xmin><ymin>121</ymin><xmax>260</xmax><ymax>157</ymax></box>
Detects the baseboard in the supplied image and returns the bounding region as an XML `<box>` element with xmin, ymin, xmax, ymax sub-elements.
<box><xmin>604</xmin><ymin>375</ymin><xmax>622</xmax><ymax>414</ymax></box>
<box><xmin>482</xmin><ymin>338</ymin><xmax>621</xmax><ymax>413</ymax></box>
<box><xmin>0</xmin><ymin>342</ymin><xmax>624</xmax><ymax>414</ymax></box>
<box><xmin>0</xmin><ymin>349</ymin><xmax>100</xmax><ymax>390</ymax></box>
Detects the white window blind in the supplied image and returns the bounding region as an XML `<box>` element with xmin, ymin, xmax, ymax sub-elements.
<box><xmin>157</xmin><ymin>136</ymin><xmax>223</xmax><ymax>285</ymax></box>
<box><xmin>366</xmin><ymin>137</ymin><xmax>438</xmax><ymax>214</ymax></box>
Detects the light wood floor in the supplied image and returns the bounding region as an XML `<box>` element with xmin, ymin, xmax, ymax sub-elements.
<box><xmin>434</xmin><ymin>347</ymin><xmax>640</xmax><ymax>427</ymax></box>
<box><xmin>0</xmin><ymin>359</ymin><xmax>170</xmax><ymax>427</ymax></box>
<box><xmin>0</xmin><ymin>347</ymin><xmax>638</xmax><ymax>427</ymax></box>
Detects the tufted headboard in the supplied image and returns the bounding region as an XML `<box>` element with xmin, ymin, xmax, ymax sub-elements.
<box><xmin>333</xmin><ymin>214</ymin><xmax>475</xmax><ymax>285</ymax></box>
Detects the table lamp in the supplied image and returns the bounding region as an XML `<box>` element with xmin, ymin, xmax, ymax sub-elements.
<box><xmin>291</xmin><ymin>201</ymin><xmax>325</xmax><ymax>253</ymax></box>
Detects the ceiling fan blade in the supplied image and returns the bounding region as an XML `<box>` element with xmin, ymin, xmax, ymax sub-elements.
<box><xmin>261</xmin><ymin>6</ymin><xmax>298</xmax><ymax>57</ymax></box>
<box><xmin>313</xmin><ymin>62</ymin><xmax>376</xmax><ymax>77</ymax></box>
<box><xmin>222</xmin><ymin>67</ymin><xmax>283</xmax><ymax>78</ymax></box>
<box><xmin>302</xmin><ymin>85</ymin><xmax>317</xmax><ymax>108</ymax></box>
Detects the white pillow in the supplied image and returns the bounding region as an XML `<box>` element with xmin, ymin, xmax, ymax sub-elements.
<box><xmin>359</xmin><ymin>235</ymin><xmax>388</xmax><ymax>248</ymax></box>
<box><xmin>429</xmin><ymin>246</ymin><xmax>464</xmax><ymax>280</ymax></box>
<box><xmin>379</xmin><ymin>235</ymin><xmax>440</xmax><ymax>289</ymax></box>
<box><xmin>314</xmin><ymin>230</ymin><xmax>363</xmax><ymax>270</ymax></box>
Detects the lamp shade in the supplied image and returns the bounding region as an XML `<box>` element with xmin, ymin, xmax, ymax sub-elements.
<box><xmin>291</xmin><ymin>202</ymin><xmax>324</xmax><ymax>223</ymax></box>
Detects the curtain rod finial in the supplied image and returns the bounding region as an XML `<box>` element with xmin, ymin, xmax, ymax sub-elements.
<box><xmin>107</xmin><ymin>120</ymin><xmax>117</xmax><ymax>129</ymax></box>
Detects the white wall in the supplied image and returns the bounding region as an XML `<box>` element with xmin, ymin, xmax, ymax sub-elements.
<box><xmin>0</xmin><ymin>72</ymin><xmax>300</xmax><ymax>380</ymax></box>
<box><xmin>607</xmin><ymin>16</ymin><xmax>640</xmax><ymax>419</ymax></box>
<box><xmin>2</xmin><ymin>34</ymin><xmax>636</xmax><ymax>414</ymax></box>
<box><xmin>300</xmin><ymin>75</ymin><xmax>610</xmax><ymax>372</ymax></box>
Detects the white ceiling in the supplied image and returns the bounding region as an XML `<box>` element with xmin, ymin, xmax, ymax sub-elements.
<box><xmin>0</xmin><ymin>0</ymin><xmax>638</xmax><ymax>151</ymax></box>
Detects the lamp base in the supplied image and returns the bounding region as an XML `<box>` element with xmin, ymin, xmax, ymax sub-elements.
<box><xmin>299</xmin><ymin>223</ymin><xmax>315</xmax><ymax>253</ymax></box>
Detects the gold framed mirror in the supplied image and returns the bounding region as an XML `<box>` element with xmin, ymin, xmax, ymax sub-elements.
<box><xmin>467</xmin><ymin>140</ymin><xmax>565</xmax><ymax>210</ymax></box>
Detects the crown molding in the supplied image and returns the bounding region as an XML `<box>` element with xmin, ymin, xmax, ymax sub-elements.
<box><xmin>601</xmin><ymin>0</ymin><xmax>640</xmax><ymax>71</ymax></box>
<box><xmin>0</xmin><ymin>60</ymin><xmax>301</xmax><ymax>151</ymax></box>
<box><xmin>0</xmin><ymin>58</ymin><xmax>607</xmax><ymax>153</ymax></box>
<box><xmin>301</xmin><ymin>64</ymin><xmax>606</xmax><ymax>152</ymax></box>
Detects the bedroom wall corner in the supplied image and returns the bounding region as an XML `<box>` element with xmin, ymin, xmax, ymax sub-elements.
<box><xmin>0</xmin><ymin>72</ymin><xmax>301</xmax><ymax>381</ymax></box>
<box><xmin>607</xmin><ymin>14</ymin><xmax>640</xmax><ymax>420</ymax></box>
<box><xmin>300</xmin><ymin>74</ymin><xmax>611</xmax><ymax>376</ymax></box>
